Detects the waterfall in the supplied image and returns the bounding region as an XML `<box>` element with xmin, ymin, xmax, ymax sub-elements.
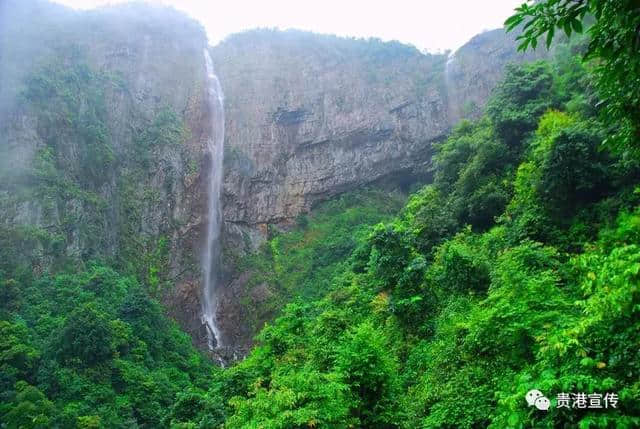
<box><xmin>444</xmin><ymin>50</ymin><xmax>456</xmax><ymax>121</ymax></box>
<box><xmin>445</xmin><ymin>50</ymin><xmax>455</xmax><ymax>84</ymax></box>
<box><xmin>202</xmin><ymin>48</ymin><xmax>225</xmax><ymax>350</ymax></box>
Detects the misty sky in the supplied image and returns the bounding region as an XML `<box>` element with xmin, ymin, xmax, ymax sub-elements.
<box><xmin>51</xmin><ymin>0</ymin><xmax>524</xmax><ymax>53</ymax></box>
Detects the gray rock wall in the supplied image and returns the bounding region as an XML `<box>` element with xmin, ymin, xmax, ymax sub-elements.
<box><xmin>0</xmin><ymin>0</ymin><xmax>213</xmax><ymax>349</ymax></box>
<box><xmin>211</xmin><ymin>29</ymin><xmax>549</xmax><ymax>352</ymax></box>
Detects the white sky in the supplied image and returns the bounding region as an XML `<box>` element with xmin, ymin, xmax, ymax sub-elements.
<box><xmin>50</xmin><ymin>0</ymin><xmax>524</xmax><ymax>53</ymax></box>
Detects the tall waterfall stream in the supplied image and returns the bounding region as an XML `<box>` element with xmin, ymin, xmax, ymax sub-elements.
<box><xmin>202</xmin><ymin>48</ymin><xmax>225</xmax><ymax>351</ymax></box>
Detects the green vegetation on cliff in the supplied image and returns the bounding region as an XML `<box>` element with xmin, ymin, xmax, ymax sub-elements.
<box><xmin>2</xmin><ymin>1</ymin><xmax>640</xmax><ymax>428</ymax></box>
<box><xmin>232</xmin><ymin>189</ymin><xmax>406</xmax><ymax>332</ymax></box>
<box><xmin>0</xmin><ymin>264</ymin><xmax>220</xmax><ymax>428</ymax></box>
<box><xmin>210</xmin><ymin>52</ymin><xmax>639</xmax><ymax>427</ymax></box>
<box><xmin>0</xmin><ymin>45</ymin><xmax>191</xmax><ymax>290</ymax></box>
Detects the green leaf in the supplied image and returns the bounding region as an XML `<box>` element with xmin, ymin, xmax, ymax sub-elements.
<box><xmin>546</xmin><ymin>27</ymin><xmax>555</xmax><ymax>48</ymax></box>
<box><xmin>523</xmin><ymin>19</ymin><xmax>536</xmax><ymax>31</ymax></box>
<box><xmin>504</xmin><ymin>14</ymin><xmax>523</xmax><ymax>29</ymax></box>
<box><xmin>571</xmin><ymin>19</ymin><xmax>583</xmax><ymax>34</ymax></box>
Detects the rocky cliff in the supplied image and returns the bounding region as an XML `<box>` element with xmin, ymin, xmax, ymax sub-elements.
<box><xmin>1</xmin><ymin>0</ymin><xmax>548</xmax><ymax>358</ymax></box>
<box><xmin>214</xmin><ymin>29</ymin><xmax>544</xmax><ymax>243</ymax></box>
<box><xmin>213</xmin><ymin>31</ymin><xmax>447</xmax><ymax>242</ymax></box>
<box><xmin>0</xmin><ymin>0</ymin><xmax>213</xmax><ymax>348</ymax></box>
<box><xmin>445</xmin><ymin>28</ymin><xmax>549</xmax><ymax>124</ymax></box>
<box><xmin>211</xmin><ymin>29</ymin><xmax>546</xmax><ymax>352</ymax></box>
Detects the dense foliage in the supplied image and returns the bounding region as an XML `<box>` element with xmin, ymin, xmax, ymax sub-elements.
<box><xmin>202</xmin><ymin>46</ymin><xmax>639</xmax><ymax>427</ymax></box>
<box><xmin>0</xmin><ymin>264</ymin><xmax>219</xmax><ymax>428</ymax></box>
<box><xmin>0</xmin><ymin>21</ymin><xmax>209</xmax><ymax>428</ymax></box>
<box><xmin>505</xmin><ymin>0</ymin><xmax>640</xmax><ymax>155</ymax></box>
<box><xmin>230</xmin><ymin>189</ymin><xmax>406</xmax><ymax>332</ymax></box>
<box><xmin>3</xmin><ymin>3</ymin><xmax>640</xmax><ymax>428</ymax></box>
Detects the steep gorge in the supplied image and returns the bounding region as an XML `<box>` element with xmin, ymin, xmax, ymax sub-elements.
<box><xmin>0</xmin><ymin>0</ymin><xmax>547</xmax><ymax>358</ymax></box>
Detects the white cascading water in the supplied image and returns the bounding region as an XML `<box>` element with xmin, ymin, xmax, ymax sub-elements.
<box><xmin>202</xmin><ymin>48</ymin><xmax>225</xmax><ymax>350</ymax></box>
<box><xmin>445</xmin><ymin>51</ymin><xmax>455</xmax><ymax>85</ymax></box>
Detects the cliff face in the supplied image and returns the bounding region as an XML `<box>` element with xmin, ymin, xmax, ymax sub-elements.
<box><xmin>444</xmin><ymin>28</ymin><xmax>549</xmax><ymax>124</ymax></box>
<box><xmin>0</xmin><ymin>0</ymin><xmax>212</xmax><ymax>348</ymax></box>
<box><xmin>213</xmin><ymin>29</ymin><xmax>545</xmax><ymax>249</ymax></box>
<box><xmin>213</xmin><ymin>32</ymin><xmax>447</xmax><ymax>235</ymax></box>
<box><xmin>1</xmin><ymin>1</ymin><xmax>548</xmax><ymax>357</ymax></box>
<box><xmin>211</xmin><ymin>29</ymin><xmax>547</xmax><ymax>352</ymax></box>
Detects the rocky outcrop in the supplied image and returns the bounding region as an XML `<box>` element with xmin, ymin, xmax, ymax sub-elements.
<box><xmin>0</xmin><ymin>0</ymin><xmax>213</xmax><ymax>349</ymax></box>
<box><xmin>212</xmin><ymin>31</ymin><xmax>449</xmax><ymax>254</ymax></box>
<box><xmin>212</xmin><ymin>29</ymin><xmax>550</xmax><ymax>353</ymax></box>
<box><xmin>213</xmin><ymin>29</ymin><xmax>547</xmax><ymax>252</ymax></box>
<box><xmin>445</xmin><ymin>28</ymin><xmax>549</xmax><ymax>124</ymax></box>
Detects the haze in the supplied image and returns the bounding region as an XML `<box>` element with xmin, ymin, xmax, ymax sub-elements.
<box><xmin>51</xmin><ymin>0</ymin><xmax>523</xmax><ymax>52</ymax></box>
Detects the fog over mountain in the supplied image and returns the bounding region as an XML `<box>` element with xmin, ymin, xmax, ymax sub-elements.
<box><xmin>50</xmin><ymin>0</ymin><xmax>522</xmax><ymax>52</ymax></box>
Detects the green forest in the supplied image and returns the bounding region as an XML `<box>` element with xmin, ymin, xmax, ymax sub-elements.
<box><xmin>1</xmin><ymin>1</ymin><xmax>639</xmax><ymax>428</ymax></box>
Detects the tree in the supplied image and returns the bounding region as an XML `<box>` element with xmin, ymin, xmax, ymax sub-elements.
<box><xmin>506</xmin><ymin>0</ymin><xmax>640</xmax><ymax>154</ymax></box>
<box><xmin>58</xmin><ymin>303</ymin><xmax>115</xmax><ymax>367</ymax></box>
<box><xmin>391</xmin><ymin>255</ymin><xmax>437</xmax><ymax>332</ymax></box>
<box><xmin>434</xmin><ymin>119</ymin><xmax>512</xmax><ymax>231</ymax></box>
<box><xmin>486</xmin><ymin>62</ymin><xmax>555</xmax><ymax>148</ymax></box>
<box><xmin>0</xmin><ymin>278</ymin><xmax>21</xmax><ymax>313</ymax></box>
<box><xmin>226</xmin><ymin>368</ymin><xmax>353</xmax><ymax>428</ymax></box>
<box><xmin>402</xmin><ymin>185</ymin><xmax>458</xmax><ymax>255</ymax></box>
<box><xmin>428</xmin><ymin>232</ymin><xmax>490</xmax><ymax>295</ymax></box>
<box><xmin>335</xmin><ymin>322</ymin><xmax>400</xmax><ymax>427</ymax></box>
<box><xmin>0</xmin><ymin>381</ymin><xmax>56</xmax><ymax>429</ymax></box>
<box><xmin>366</xmin><ymin>222</ymin><xmax>414</xmax><ymax>290</ymax></box>
<box><xmin>163</xmin><ymin>388</ymin><xmax>226</xmax><ymax>428</ymax></box>
<box><xmin>0</xmin><ymin>321</ymin><xmax>40</xmax><ymax>387</ymax></box>
<box><xmin>536</xmin><ymin>119</ymin><xmax>611</xmax><ymax>212</ymax></box>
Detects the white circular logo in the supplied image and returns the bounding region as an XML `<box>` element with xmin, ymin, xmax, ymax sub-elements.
<box><xmin>526</xmin><ymin>389</ymin><xmax>550</xmax><ymax>411</ymax></box>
